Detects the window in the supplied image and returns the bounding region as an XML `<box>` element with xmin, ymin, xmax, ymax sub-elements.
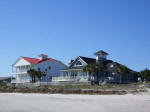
<box><xmin>48</xmin><ymin>66</ymin><xmax>51</xmax><ymax>70</ymax></box>
<box><xmin>45</xmin><ymin>69</ymin><xmax>47</xmax><ymax>72</ymax></box>
<box><xmin>71</xmin><ymin>72</ymin><xmax>77</xmax><ymax>77</ymax></box>
<box><xmin>76</xmin><ymin>61</ymin><xmax>82</xmax><ymax>66</ymax></box>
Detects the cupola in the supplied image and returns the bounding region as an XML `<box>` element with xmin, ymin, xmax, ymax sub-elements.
<box><xmin>94</xmin><ymin>50</ymin><xmax>109</xmax><ymax>62</ymax></box>
<box><xmin>38</xmin><ymin>54</ymin><xmax>48</xmax><ymax>60</ymax></box>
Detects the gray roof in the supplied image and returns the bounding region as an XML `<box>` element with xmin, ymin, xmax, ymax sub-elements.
<box><xmin>61</xmin><ymin>52</ymin><xmax>135</xmax><ymax>72</ymax></box>
<box><xmin>63</xmin><ymin>56</ymin><xmax>115</xmax><ymax>71</ymax></box>
<box><xmin>79</xmin><ymin>56</ymin><xmax>96</xmax><ymax>64</ymax></box>
<box><xmin>94</xmin><ymin>50</ymin><xmax>109</xmax><ymax>55</ymax></box>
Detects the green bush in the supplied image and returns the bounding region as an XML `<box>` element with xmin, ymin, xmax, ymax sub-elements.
<box><xmin>138</xmin><ymin>68</ymin><xmax>150</xmax><ymax>82</ymax></box>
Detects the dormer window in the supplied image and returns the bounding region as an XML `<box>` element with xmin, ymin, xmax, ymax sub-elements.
<box><xmin>75</xmin><ymin>61</ymin><xmax>82</xmax><ymax>66</ymax></box>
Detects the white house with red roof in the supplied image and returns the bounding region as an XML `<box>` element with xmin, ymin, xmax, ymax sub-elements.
<box><xmin>11</xmin><ymin>54</ymin><xmax>67</xmax><ymax>83</ymax></box>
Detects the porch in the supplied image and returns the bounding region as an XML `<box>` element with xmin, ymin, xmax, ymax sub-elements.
<box><xmin>52</xmin><ymin>69</ymin><xmax>89</xmax><ymax>82</ymax></box>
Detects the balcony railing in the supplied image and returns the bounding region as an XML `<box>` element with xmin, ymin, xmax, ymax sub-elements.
<box><xmin>12</xmin><ymin>71</ymin><xmax>27</xmax><ymax>75</ymax></box>
<box><xmin>52</xmin><ymin>76</ymin><xmax>88</xmax><ymax>82</ymax></box>
<box><xmin>11</xmin><ymin>79</ymin><xmax>30</xmax><ymax>83</ymax></box>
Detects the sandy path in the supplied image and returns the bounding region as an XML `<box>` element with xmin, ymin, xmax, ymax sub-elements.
<box><xmin>0</xmin><ymin>93</ymin><xmax>150</xmax><ymax>112</ymax></box>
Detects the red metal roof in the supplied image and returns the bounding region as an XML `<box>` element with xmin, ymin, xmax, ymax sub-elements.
<box><xmin>22</xmin><ymin>57</ymin><xmax>59</xmax><ymax>64</ymax></box>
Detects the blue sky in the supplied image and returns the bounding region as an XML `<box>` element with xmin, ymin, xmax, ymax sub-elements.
<box><xmin>0</xmin><ymin>0</ymin><xmax>150</xmax><ymax>76</ymax></box>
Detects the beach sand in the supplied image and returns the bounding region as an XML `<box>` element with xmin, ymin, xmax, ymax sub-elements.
<box><xmin>0</xmin><ymin>93</ymin><xmax>150</xmax><ymax>112</ymax></box>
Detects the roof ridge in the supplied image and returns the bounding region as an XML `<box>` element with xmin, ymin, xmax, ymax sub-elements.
<box><xmin>22</xmin><ymin>57</ymin><xmax>59</xmax><ymax>64</ymax></box>
<box><xmin>22</xmin><ymin>56</ymin><xmax>39</xmax><ymax>60</ymax></box>
<box><xmin>79</xmin><ymin>56</ymin><xmax>95</xmax><ymax>60</ymax></box>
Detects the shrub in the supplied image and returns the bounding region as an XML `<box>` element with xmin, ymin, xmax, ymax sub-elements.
<box><xmin>138</xmin><ymin>68</ymin><xmax>150</xmax><ymax>82</ymax></box>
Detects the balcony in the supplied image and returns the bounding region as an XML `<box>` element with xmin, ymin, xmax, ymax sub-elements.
<box><xmin>12</xmin><ymin>71</ymin><xmax>27</xmax><ymax>75</ymax></box>
<box><xmin>12</xmin><ymin>65</ymin><xmax>32</xmax><ymax>75</ymax></box>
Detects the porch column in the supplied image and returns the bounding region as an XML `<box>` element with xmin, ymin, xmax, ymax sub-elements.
<box><xmin>68</xmin><ymin>71</ymin><xmax>71</xmax><ymax>77</ymax></box>
<box><xmin>87</xmin><ymin>72</ymin><xmax>89</xmax><ymax>79</ymax></box>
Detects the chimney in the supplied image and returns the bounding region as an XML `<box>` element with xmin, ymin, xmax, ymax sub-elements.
<box><xmin>38</xmin><ymin>54</ymin><xmax>48</xmax><ymax>60</ymax></box>
<box><xmin>94</xmin><ymin>50</ymin><xmax>109</xmax><ymax>63</ymax></box>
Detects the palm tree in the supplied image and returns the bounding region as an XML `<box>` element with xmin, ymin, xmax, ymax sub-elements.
<box><xmin>27</xmin><ymin>69</ymin><xmax>37</xmax><ymax>83</ymax></box>
<box><xmin>116</xmin><ymin>65</ymin><xmax>130</xmax><ymax>83</ymax></box>
<box><xmin>83</xmin><ymin>63</ymin><xmax>104</xmax><ymax>84</ymax></box>
<box><xmin>37</xmin><ymin>70</ymin><xmax>46</xmax><ymax>82</ymax></box>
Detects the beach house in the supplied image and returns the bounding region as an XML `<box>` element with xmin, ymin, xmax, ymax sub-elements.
<box><xmin>11</xmin><ymin>54</ymin><xmax>67</xmax><ymax>83</ymax></box>
<box><xmin>52</xmin><ymin>50</ymin><xmax>137</xmax><ymax>84</ymax></box>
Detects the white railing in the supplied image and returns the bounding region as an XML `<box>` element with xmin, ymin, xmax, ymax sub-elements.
<box><xmin>12</xmin><ymin>71</ymin><xmax>27</xmax><ymax>75</ymax></box>
<box><xmin>52</xmin><ymin>76</ymin><xmax>77</xmax><ymax>82</ymax></box>
<box><xmin>11</xmin><ymin>79</ymin><xmax>30</xmax><ymax>83</ymax></box>
<box><xmin>52</xmin><ymin>76</ymin><xmax>88</xmax><ymax>82</ymax></box>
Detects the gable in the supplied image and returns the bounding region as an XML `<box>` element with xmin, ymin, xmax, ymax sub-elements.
<box><xmin>70</xmin><ymin>57</ymin><xmax>87</xmax><ymax>67</ymax></box>
<box><xmin>13</xmin><ymin>58</ymin><xmax>31</xmax><ymax>67</ymax></box>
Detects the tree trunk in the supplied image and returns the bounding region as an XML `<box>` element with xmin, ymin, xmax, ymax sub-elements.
<box><xmin>33</xmin><ymin>75</ymin><xmax>35</xmax><ymax>83</ymax></box>
<box><xmin>104</xmin><ymin>72</ymin><xmax>105</xmax><ymax>82</ymax></box>
<box><xmin>39</xmin><ymin>78</ymin><xmax>41</xmax><ymax>86</ymax></box>
<box><xmin>32</xmin><ymin>75</ymin><xmax>33</xmax><ymax>83</ymax></box>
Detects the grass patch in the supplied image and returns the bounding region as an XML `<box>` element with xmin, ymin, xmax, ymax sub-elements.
<box><xmin>0</xmin><ymin>83</ymin><xmax>149</xmax><ymax>95</ymax></box>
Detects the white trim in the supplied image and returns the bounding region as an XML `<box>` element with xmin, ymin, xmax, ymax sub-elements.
<box><xmin>74</xmin><ymin>60</ymin><xmax>83</xmax><ymax>66</ymax></box>
<box><xmin>13</xmin><ymin>57</ymin><xmax>31</xmax><ymax>67</ymax></box>
<box><xmin>69</xmin><ymin>56</ymin><xmax>88</xmax><ymax>67</ymax></box>
<box><xmin>69</xmin><ymin>57</ymin><xmax>79</xmax><ymax>67</ymax></box>
<box><xmin>12</xmin><ymin>57</ymin><xmax>22</xmax><ymax>66</ymax></box>
<box><xmin>78</xmin><ymin>56</ymin><xmax>88</xmax><ymax>65</ymax></box>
